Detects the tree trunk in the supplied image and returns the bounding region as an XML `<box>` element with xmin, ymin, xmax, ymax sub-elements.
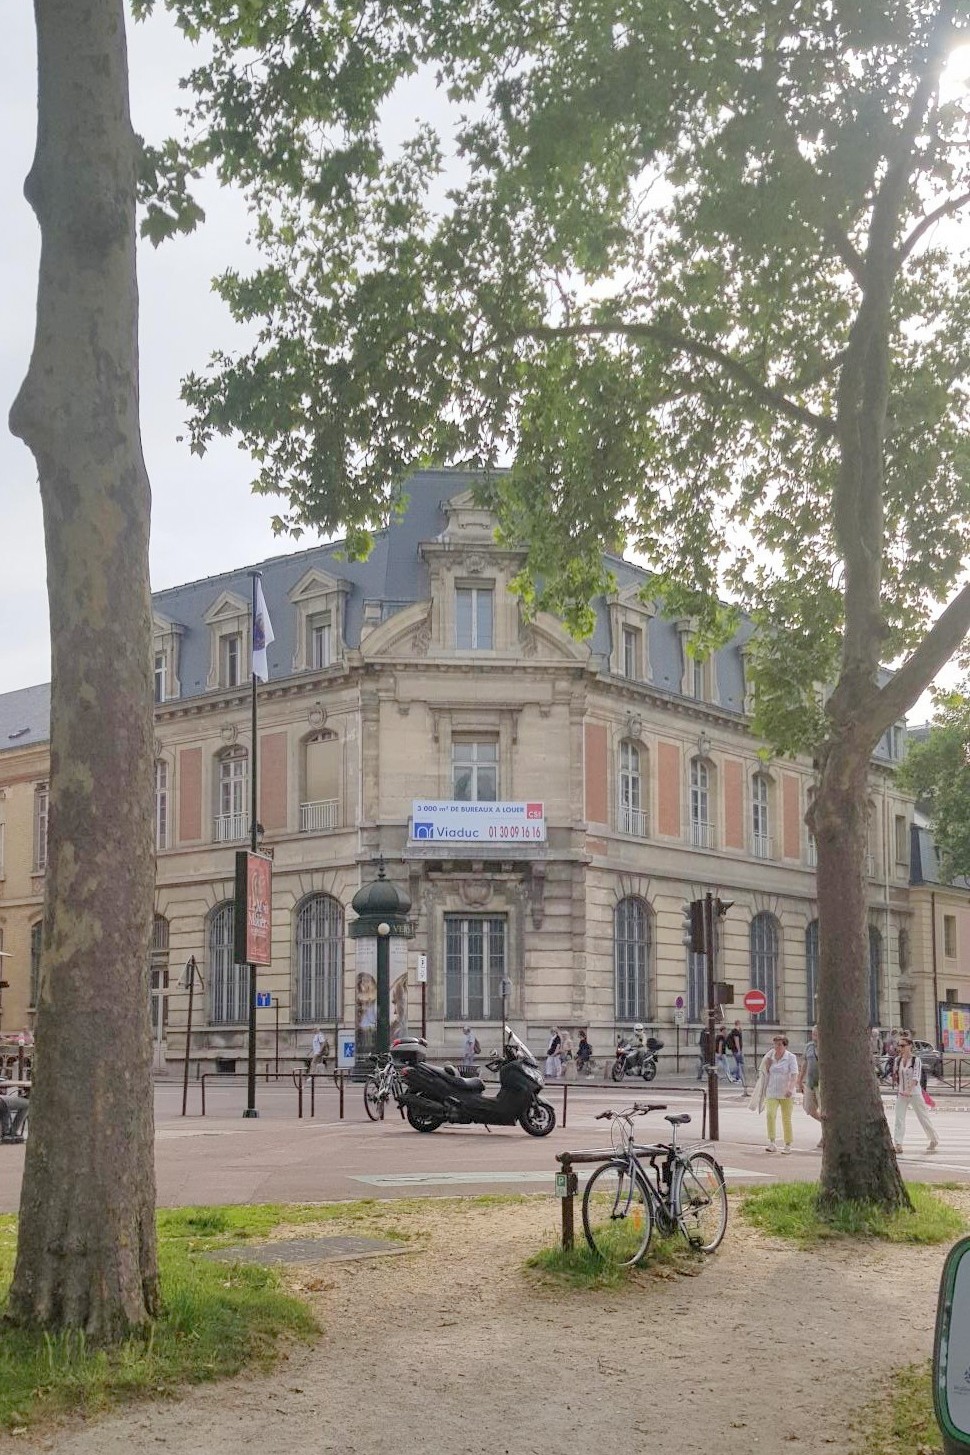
<box><xmin>813</xmin><ymin>733</ymin><xmax>909</xmax><ymax>1211</ymax></box>
<box><xmin>7</xmin><ymin>0</ymin><xmax>159</xmax><ymax>1338</ymax></box>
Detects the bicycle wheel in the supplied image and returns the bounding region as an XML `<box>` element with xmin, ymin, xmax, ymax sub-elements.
<box><xmin>582</xmin><ymin>1162</ymin><xmax>654</xmax><ymax>1267</ymax></box>
<box><xmin>672</xmin><ymin>1151</ymin><xmax>727</xmax><ymax>1252</ymax></box>
<box><xmin>363</xmin><ymin>1077</ymin><xmax>385</xmax><ymax>1122</ymax></box>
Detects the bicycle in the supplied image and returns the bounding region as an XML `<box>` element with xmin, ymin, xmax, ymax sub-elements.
<box><xmin>581</xmin><ymin>1101</ymin><xmax>727</xmax><ymax>1266</ymax></box>
<box><xmin>363</xmin><ymin>1055</ymin><xmax>406</xmax><ymax>1122</ymax></box>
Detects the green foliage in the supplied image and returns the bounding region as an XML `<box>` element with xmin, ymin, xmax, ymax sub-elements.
<box><xmin>526</xmin><ymin>1230</ymin><xmax>699</xmax><ymax>1287</ymax></box>
<box><xmin>899</xmin><ymin>691</ymin><xmax>970</xmax><ymax>881</ymax></box>
<box><xmin>739</xmin><ymin>1181</ymin><xmax>966</xmax><ymax>1247</ymax></box>
<box><xmin>850</xmin><ymin>1363</ymin><xmax>941</xmax><ymax>1455</ymax></box>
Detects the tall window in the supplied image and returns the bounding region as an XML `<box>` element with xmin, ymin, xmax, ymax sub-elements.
<box><xmin>615</xmin><ymin>897</ymin><xmax>651</xmax><ymax>1021</ymax></box>
<box><xmin>295</xmin><ymin>894</ymin><xmax>343</xmax><ymax>1022</ymax></box>
<box><xmin>445</xmin><ymin>916</ymin><xmax>506</xmax><ymax>1019</ymax></box>
<box><xmin>301</xmin><ymin>732</ymin><xmax>340</xmax><ymax>831</ymax></box>
<box><xmin>622</xmin><ymin>626</ymin><xmax>641</xmax><ymax>680</ymax></box>
<box><xmin>868</xmin><ymin>926</ymin><xmax>882</xmax><ymax>1028</ymax></box>
<box><xmin>452</xmin><ymin>739</ymin><xmax>498</xmax><ymax>801</ymax></box>
<box><xmin>309</xmin><ymin>613</ymin><xmax>332</xmax><ymax>670</ymax></box>
<box><xmin>618</xmin><ymin>741</ymin><xmax>646</xmax><ymax>836</ymax></box>
<box><xmin>691</xmin><ymin>656</ymin><xmax>706</xmax><ymax>701</ymax></box>
<box><xmin>208</xmin><ymin>902</ymin><xmax>250</xmax><ymax>1024</ymax></box>
<box><xmin>151</xmin><ymin>914</ymin><xmax>170</xmax><ymax>1039</ymax></box>
<box><xmin>30</xmin><ymin>921</ymin><xmax>43</xmax><ymax>1008</ymax></box>
<box><xmin>750</xmin><ymin>913</ymin><xmax>779</xmax><ymax>1022</ymax></box>
<box><xmin>894</xmin><ymin>814</ymin><xmax>908</xmax><ymax>865</ymax></box>
<box><xmin>33</xmin><ymin>783</ymin><xmax>48</xmax><ymax>873</ymax></box>
<box><xmin>690</xmin><ymin>758</ymin><xmax>714</xmax><ymax>848</ymax></box>
<box><xmin>752</xmin><ymin>774</ymin><xmax>771</xmax><ymax>858</ymax></box>
<box><xmin>154</xmin><ymin>650</ymin><xmax>167</xmax><ymax>704</ymax></box>
<box><xmin>0</xmin><ymin>820</ymin><xmax>4</xmax><ymax>879</ymax></box>
<box><xmin>455</xmin><ymin>585</ymin><xmax>494</xmax><ymax>649</ymax></box>
<box><xmin>687</xmin><ymin>950</ymin><xmax>706</xmax><ymax>1023</ymax></box>
<box><xmin>221</xmin><ymin>632</ymin><xmax>243</xmax><ymax>688</ymax></box>
<box><xmin>944</xmin><ymin>914</ymin><xmax>957</xmax><ymax>958</ymax></box>
<box><xmin>216</xmin><ymin>749</ymin><xmax>249</xmax><ymax>841</ymax></box>
<box><xmin>155</xmin><ymin>760</ymin><xmax>169</xmax><ymax>851</ymax></box>
<box><xmin>806</xmin><ymin>919</ymin><xmax>819</xmax><ymax>1027</ymax></box>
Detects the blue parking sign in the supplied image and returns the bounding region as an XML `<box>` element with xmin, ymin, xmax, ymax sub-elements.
<box><xmin>255</xmin><ymin>991</ymin><xmax>272</xmax><ymax>1008</ymax></box>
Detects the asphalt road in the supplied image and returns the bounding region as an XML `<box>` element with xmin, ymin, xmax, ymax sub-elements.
<box><xmin>0</xmin><ymin>1076</ymin><xmax>963</xmax><ymax>1211</ymax></box>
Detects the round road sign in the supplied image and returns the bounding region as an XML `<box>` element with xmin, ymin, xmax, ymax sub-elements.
<box><xmin>743</xmin><ymin>988</ymin><xmax>767</xmax><ymax>1014</ymax></box>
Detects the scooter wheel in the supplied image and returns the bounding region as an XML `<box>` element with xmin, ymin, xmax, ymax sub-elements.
<box><xmin>610</xmin><ymin>1059</ymin><xmax>625</xmax><ymax>1083</ymax></box>
<box><xmin>641</xmin><ymin>1060</ymin><xmax>657</xmax><ymax>1083</ymax></box>
<box><xmin>406</xmin><ymin>1105</ymin><xmax>443</xmax><ymax>1133</ymax></box>
<box><xmin>519</xmin><ymin>1099</ymin><xmax>556</xmax><ymax>1137</ymax></box>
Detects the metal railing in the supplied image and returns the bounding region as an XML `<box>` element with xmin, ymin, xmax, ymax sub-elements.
<box><xmin>300</xmin><ymin>799</ymin><xmax>340</xmax><ymax>832</ymax></box>
<box><xmin>807</xmin><ymin>838</ymin><xmax>818</xmax><ymax>867</ymax></box>
<box><xmin>618</xmin><ymin>803</ymin><xmax>648</xmax><ymax>837</ymax></box>
<box><xmin>214</xmin><ymin>812</ymin><xmax>248</xmax><ymax>843</ymax></box>
<box><xmin>752</xmin><ymin>833</ymin><xmax>773</xmax><ymax>859</ymax></box>
<box><xmin>690</xmin><ymin>820</ymin><xmax>716</xmax><ymax>849</ymax></box>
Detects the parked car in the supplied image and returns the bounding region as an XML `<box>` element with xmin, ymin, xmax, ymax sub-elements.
<box><xmin>912</xmin><ymin>1040</ymin><xmax>944</xmax><ymax>1077</ymax></box>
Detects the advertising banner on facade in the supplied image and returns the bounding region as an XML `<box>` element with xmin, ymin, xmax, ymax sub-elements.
<box><xmin>940</xmin><ymin>1004</ymin><xmax>970</xmax><ymax>1054</ymax></box>
<box><xmin>410</xmin><ymin>800</ymin><xmax>546</xmax><ymax>844</ymax></box>
<box><xmin>234</xmin><ymin>850</ymin><xmax>273</xmax><ymax>966</ymax></box>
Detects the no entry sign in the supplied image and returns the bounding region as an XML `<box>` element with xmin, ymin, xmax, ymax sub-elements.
<box><xmin>743</xmin><ymin>988</ymin><xmax>767</xmax><ymax>1014</ymax></box>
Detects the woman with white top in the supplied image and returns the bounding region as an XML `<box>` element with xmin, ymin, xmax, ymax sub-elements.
<box><xmin>760</xmin><ymin>1034</ymin><xmax>800</xmax><ymax>1154</ymax></box>
<box><xmin>893</xmin><ymin>1034</ymin><xmax>939</xmax><ymax>1154</ymax></box>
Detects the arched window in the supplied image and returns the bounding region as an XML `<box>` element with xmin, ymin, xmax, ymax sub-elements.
<box><xmin>295</xmin><ymin>894</ymin><xmax>344</xmax><ymax>1023</ymax></box>
<box><xmin>29</xmin><ymin>921</ymin><xmax>43</xmax><ymax>1007</ymax></box>
<box><xmin>215</xmin><ymin>748</ymin><xmax>248</xmax><ymax>843</ymax></box>
<box><xmin>614</xmin><ymin>897</ymin><xmax>651</xmax><ymax>1021</ymax></box>
<box><xmin>749</xmin><ymin>913</ymin><xmax>779</xmax><ymax>1022</ymax></box>
<box><xmin>690</xmin><ymin>758</ymin><xmax>714</xmax><ymax>848</ymax></box>
<box><xmin>868</xmin><ymin>926</ymin><xmax>882</xmax><ymax>1028</ymax></box>
<box><xmin>618</xmin><ymin>741</ymin><xmax>646</xmax><ymax>836</ymax></box>
<box><xmin>806</xmin><ymin>919</ymin><xmax>819</xmax><ymax>1027</ymax></box>
<box><xmin>752</xmin><ymin>774</ymin><xmax>771</xmax><ymax>858</ymax></box>
<box><xmin>208</xmin><ymin>902</ymin><xmax>249</xmax><ymax>1024</ymax></box>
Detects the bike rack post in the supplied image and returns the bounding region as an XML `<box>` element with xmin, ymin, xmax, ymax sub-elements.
<box><xmin>297</xmin><ymin>1075</ymin><xmax>303</xmax><ymax>1119</ymax></box>
<box><xmin>310</xmin><ymin>1075</ymin><xmax>316</xmax><ymax>1119</ymax></box>
<box><xmin>201</xmin><ymin>1074</ymin><xmax>207</xmax><ymax>1118</ymax></box>
<box><xmin>558</xmin><ymin>1153</ymin><xmax>579</xmax><ymax>1250</ymax></box>
<box><xmin>338</xmin><ymin>1071</ymin><xmax>344</xmax><ymax>1120</ymax></box>
<box><xmin>562</xmin><ymin>1081</ymin><xmax>568</xmax><ymax>1129</ymax></box>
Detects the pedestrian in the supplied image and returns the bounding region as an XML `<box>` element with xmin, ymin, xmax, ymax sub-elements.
<box><xmin>306</xmin><ymin>1027</ymin><xmax>330</xmax><ymax>1076</ymax></box>
<box><xmin>461</xmin><ymin>1025</ymin><xmax>478</xmax><ymax>1074</ymax></box>
<box><xmin>576</xmin><ymin>1029</ymin><xmax>593</xmax><ymax>1076</ymax></box>
<box><xmin>545</xmin><ymin>1027</ymin><xmax>562</xmax><ymax>1079</ymax></box>
<box><xmin>727</xmin><ymin>1020</ymin><xmax>746</xmax><ymax>1090</ymax></box>
<box><xmin>893</xmin><ymin>1033</ymin><xmax>939</xmax><ymax>1154</ymax></box>
<box><xmin>696</xmin><ymin>1026</ymin><xmax>713</xmax><ymax>1081</ymax></box>
<box><xmin>759</xmin><ymin>1034</ymin><xmax>799</xmax><ymax>1154</ymax></box>
<box><xmin>798</xmin><ymin>1025</ymin><xmax>822</xmax><ymax>1149</ymax></box>
<box><xmin>560</xmin><ymin>1029</ymin><xmax>574</xmax><ymax>1078</ymax></box>
<box><xmin>714</xmin><ymin>1023</ymin><xmax>731</xmax><ymax>1081</ymax></box>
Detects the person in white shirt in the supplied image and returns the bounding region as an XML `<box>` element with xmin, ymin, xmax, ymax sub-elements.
<box><xmin>760</xmin><ymin>1034</ymin><xmax>800</xmax><ymax>1154</ymax></box>
<box><xmin>893</xmin><ymin>1034</ymin><xmax>939</xmax><ymax>1154</ymax></box>
<box><xmin>306</xmin><ymin>1028</ymin><xmax>330</xmax><ymax>1075</ymax></box>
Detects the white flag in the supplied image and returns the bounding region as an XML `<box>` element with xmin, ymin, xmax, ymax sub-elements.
<box><xmin>252</xmin><ymin>577</ymin><xmax>275</xmax><ymax>682</ymax></box>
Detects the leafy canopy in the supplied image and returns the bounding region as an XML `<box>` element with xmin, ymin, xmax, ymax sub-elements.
<box><xmin>899</xmin><ymin>689</ymin><xmax>970</xmax><ymax>880</ymax></box>
<box><xmin>139</xmin><ymin>0</ymin><xmax>970</xmax><ymax>750</ymax></box>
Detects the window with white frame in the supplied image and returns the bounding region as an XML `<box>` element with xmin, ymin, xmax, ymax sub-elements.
<box><xmin>151</xmin><ymin>914</ymin><xmax>170</xmax><ymax>1038</ymax></box>
<box><xmin>691</xmin><ymin>655</ymin><xmax>706</xmax><ymax>701</ymax></box>
<box><xmin>295</xmin><ymin>894</ymin><xmax>344</xmax><ymax>1022</ymax></box>
<box><xmin>622</xmin><ymin>626</ymin><xmax>641</xmax><ymax>680</ymax></box>
<box><xmin>689</xmin><ymin>758</ymin><xmax>714</xmax><ymax>848</ymax></box>
<box><xmin>155</xmin><ymin>760</ymin><xmax>169</xmax><ymax>851</ymax></box>
<box><xmin>221</xmin><ymin>632</ymin><xmax>243</xmax><ymax>689</ymax></box>
<box><xmin>749</xmin><ymin>913</ymin><xmax>779</xmax><ymax>1022</ymax></box>
<box><xmin>614</xmin><ymin>897</ymin><xmax>651</xmax><ymax>1021</ymax></box>
<box><xmin>215</xmin><ymin>749</ymin><xmax>248</xmax><ymax>841</ymax></box>
<box><xmin>445</xmin><ymin>915</ymin><xmax>506</xmax><ymax>1019</ymax></box>
<box><xmin>618</xmin><ymin>740</ymin><xmax>646</xmax><ymax>836</ymax></box>
<box><xmin>154</xmin><ymin>651</ymin><xmax>167</xmax><ymax>704</ymax></box>
<box><xmin>455</xmin><ymin>585</ymin><xmax>494</xmax><ymax>650</ymax></box>
<box><xmin>208</xmin><ymin>902</ymin><xmax>250</xmax><ymax>1024</ymax></box>
<box><xmin>33</xmin><ymin>783</ymin><xmax>48</xmax><ymax>873</ymax></box>
<box><xmin>452</xmin><ymin>739</ymin><xmax>498</xmax><ymax>801</ymax></box>
<box><xmin>308</xmin><ymin>612</ymin><xmax>332</xmax><ymax>670</ymax></box>
<box><xmin>301</xmin><ymin>731</ymin><xmax>341</xmax><ymax>832</ymax></box>
<box><xmin>752</xmin><ymin>774</ymin><xmax>771</xmax><ymax>858</ymax></box>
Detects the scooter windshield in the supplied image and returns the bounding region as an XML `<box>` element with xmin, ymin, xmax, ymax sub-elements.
<box><xmin>504</xmin><ymin>1026</ymin><xmax>538</xmax><ymax>1067</ymax></box>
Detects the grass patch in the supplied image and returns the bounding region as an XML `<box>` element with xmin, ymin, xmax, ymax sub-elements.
<box><xmin>526</xmin><ymin>1233</ymin><xmax>700</xmax><ymax>1288</ymax></box>
<box><xmin>0</xmin><ymin>1198</ymin><xmax>429</xmax><ymax>1433</ymax></box>
<box><xmin>739</xmin><ymin>1182</ymin><xmax>966</xmax><ymax>1246</ymax></box>
<box><xmin>851</xmin><ymin>1362</ymin><xmax>941</xmax><ymax>1455</ymax></box>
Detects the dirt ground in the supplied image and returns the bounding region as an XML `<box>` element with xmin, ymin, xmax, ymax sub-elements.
<box><xmin>2</xmin><ymin>1192</ymin><xmax>956</xmax><ymax>1455</ymax></box>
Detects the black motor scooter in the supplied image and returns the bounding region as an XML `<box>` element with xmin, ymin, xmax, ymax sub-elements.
<box><xmin>398</xmin><ymin>1028</ymin><xmax>556</xmax><ymax>1136</ymax></box>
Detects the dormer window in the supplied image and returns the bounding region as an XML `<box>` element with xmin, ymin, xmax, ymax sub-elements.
<box><xmin>456</xmin><ymin>585</ymin><xmax>494</xmax><ymax>650</ymax></box>
<box><xmin>222</xmin><ymin>632</ymin><xmax>243</xmax><ymax>689</ymax></box>
<box><xmin>152</xmin><ymin>612</ymin><xmax>184</xmax><ymax>702</ymax></box>
<box><xmin>154</xmin><ymin>651</ymin><xmax>167</xmax><ymax>704</ymax></box>
<box><xmin>622</xmin><ymin>626</ymin><xmax>642</xmax><ymax>680</ymax></box>
<box><xmin>309</xmin><ymin>613</ymin><xmax>332</xmax><ymax>670</ymax></box>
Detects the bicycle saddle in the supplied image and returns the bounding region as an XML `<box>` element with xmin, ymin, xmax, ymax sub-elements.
<box><xmin>665</xmin><ymin>1113</ymin><xmax>691</xmax><ymax>1126</ymax></box>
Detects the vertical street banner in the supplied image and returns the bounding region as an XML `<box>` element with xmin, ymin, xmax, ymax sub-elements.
<box><xmin>234</xmin><ymin>850</ymin><xmax>273</xmax><ymax>965</ymax></box>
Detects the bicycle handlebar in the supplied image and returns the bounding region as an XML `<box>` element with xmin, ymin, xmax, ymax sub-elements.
<box><xmin>595</xmin><ymin>1101</ymin><xmax>668</xmax><ymax>1121</ymax></box>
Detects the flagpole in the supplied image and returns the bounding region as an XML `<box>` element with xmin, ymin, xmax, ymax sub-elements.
<box><xmin>244</xmin><ymin>571</ymin><xmax>260</xmax><ymax>1118</ymax></box>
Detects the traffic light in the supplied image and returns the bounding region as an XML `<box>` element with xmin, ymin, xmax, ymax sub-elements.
<box><xmin>682</xmin><ymin>899</ymin><xmax>706</xmax><ymax>954</ymax></box>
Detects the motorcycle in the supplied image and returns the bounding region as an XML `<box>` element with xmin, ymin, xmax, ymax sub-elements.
<box><xmin>398</xmin><ymin>1027</ymin><xmax>557</xmax><ymax>1136</ymax></box>
<box><xmin>611</xmin><ymin>1037</ymin><xmax>664</xmax><ymax>1083</ymax></box>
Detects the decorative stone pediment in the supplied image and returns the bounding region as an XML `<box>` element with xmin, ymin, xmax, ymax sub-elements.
<box><xmin>359</xmin><ymin>602</ymin><xmax>433</xmax><ymax>660</ymax></box>
<box><xmin>203</xmin><ymin>591</ymin><xmax>248</xmax><ymax>626</ymax></box>
<box><xmin>438</xmin><ymin>488</ymin><xmax>498</xmax><ymax>545</ymax></box>
<box><xmin>288</xmin><ymin>567</ymin><xmax>347</xmax><ymax>605</ymax></box>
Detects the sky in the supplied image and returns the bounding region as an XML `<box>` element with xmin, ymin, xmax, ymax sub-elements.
<box><xmin>2</xmin><ymin>5</ymin><xmax>303</xmax><ymax>694</ymax></box>
<box><xmin>1</xmin><ymin>10</ymin><xmax>966</xmax><ymax>719</ymax></box>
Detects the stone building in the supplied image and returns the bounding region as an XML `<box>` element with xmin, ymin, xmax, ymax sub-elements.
<box><xmin>0</xmin><ymin>470</ymin><xmax>938</xmax><ymax>1068</ymax></box>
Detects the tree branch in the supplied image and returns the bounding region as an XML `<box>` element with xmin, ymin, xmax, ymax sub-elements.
<box><xmin>521</xmin><ymin>320</ymin><xmax>837</xmax><ymax>437</ymax></box>
<box><xmin>874</xmin><ymin>583</ymin><xmax>970</xmax><ymax>731</ymax></box>
<box><xmin>899</xmin><ymin>189</ymin><xmax>970</xmax><ymax>261</ymax></box>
